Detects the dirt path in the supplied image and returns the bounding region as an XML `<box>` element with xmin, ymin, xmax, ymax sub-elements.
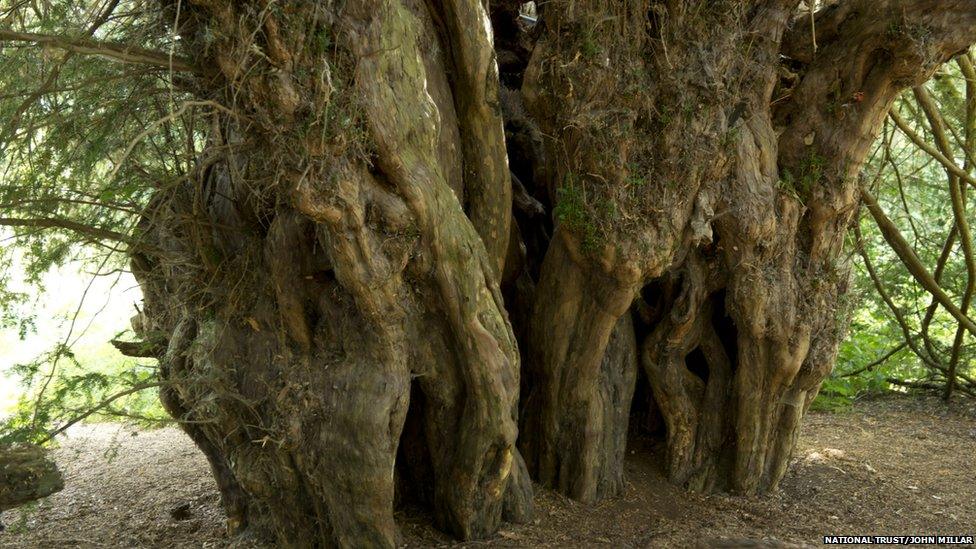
<box><xmin>2</xmin><ymin>395</ymin><xmax>974</xmax><ymax>548</ymax></box>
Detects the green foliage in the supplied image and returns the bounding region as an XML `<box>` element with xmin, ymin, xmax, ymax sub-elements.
<box><xmin>314</xmin><ymin>26</ymin><xmax>332</xmax><ymax>53</ymax></box>
<box><xmin>0</xmin><ymin>3</ymin><xmax>191</xmax><ymax>316</ymax></box>
<box><xmin>578</xmin><ymin>27</ymin><xmax>601</xmax><ymax>58</ymax></box>
<box><xmin>2</xmin><ymin>347</ymin><xmax>166</xmax><ymax>445</ymax></box>
<box><xmin>813</xmin><ymin>306</ymin><xmax>911</xmax><ymax>411</ymax></box>
<box><xmin>626</xmin><ymin>162</ymin><xmax>648</xmax><ymax>188</ymax></box>
<box><xmin>814</xmin><ymin>60</ymin><xmax>976</xmax><ymax>409</ymax></box>
<box><xmin>721</xmin><ymin>126</ymin><xmax>741</xmax><ymax>149</ymax></box>
<box><xmin>0</xmin><ymin>1</ymin><xmax>183</xmax><ymax>442</ymax></box>
<box><xmin>554</xmin><ymin>179</ymin><xmax>604</xmax><ymax>253</ymax></box>
<box><xmin>779</xmin><ymin>152</ymin><xmax>824</xmax><ymax>201</ymax></box>
<box><xmin>0</xmin><ymin>268</ymin><xmax>168</xmax><ymax>445</ymax></box>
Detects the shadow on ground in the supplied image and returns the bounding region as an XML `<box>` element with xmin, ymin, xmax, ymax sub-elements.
<box><xmin>2</xmin><ymin>395</ymin><xmax>974</xmax><ymax>548</ymax></box>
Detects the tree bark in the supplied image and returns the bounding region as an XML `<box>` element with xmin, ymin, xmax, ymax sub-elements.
<box><xmin>520</xmin><ymin>231</ymin><xmax>638</xmax><ymax>502</ymax></box>
<box><xmin>517</xmin><ymin>0</ymin><xmax>976</xmax><ymax>497</ymax></box>
<box><xmin>134</xmin><ymin>0</ymin><xmax>531</xmax><ymax>546</ymax></box>
<box><xmin>117</xmin><ymin>0</ymin><xmax>976</xmax><ymax>545</ymax></box>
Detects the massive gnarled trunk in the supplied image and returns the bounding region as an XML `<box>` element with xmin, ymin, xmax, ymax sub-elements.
<box><xmin>517</xmin><ymin>0</ymin><xmax>976</xmax><ymax>497</ymax></box>
<box><xmin>123</xmin><ymin>0</ymin><xmax>976</xmax><ymax>546</ymax></box>
<box><xmin>134</xmin><ymin>0</ymin><xmax>530</xmax><ymax>545</ymax></box>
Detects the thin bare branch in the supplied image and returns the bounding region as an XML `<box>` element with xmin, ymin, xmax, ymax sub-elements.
<box><xmin>890</xmin><ymin>110</ymin><xmax>976</xmax><ymax>191</ymax></box>
<box><xmin>913</xmin><ymin>85</ymin><xmax>976</xmax><ymax>400</ymax></box>
<box><xmin>860</xmin><ymin>188</ymin><xmax>976</xmax><ymax>338</ymax></box>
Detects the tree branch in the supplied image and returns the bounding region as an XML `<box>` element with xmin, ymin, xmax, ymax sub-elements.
<box><xmin>0</xmin><ymin>216</ymin><xmax>131</xmax><ymax>243</ymax></box>
<box><xmin>889</xmin><ymin>110</ymin><xmax>976</xmax><ymax>192</ymax></box>
<box><xmin>111</xmin><ymin>338</ymin><xmax>165</xmax><ymax>358</ymax></box>
<box><xmin>782</xmin><ymin>1</ymin><xmax>976</xmax><ymax>66</ymax></box>
<box><xmin>920</xmin><ymin>225</ymin><xmax>957</xmax><ymax>359</ymax></box>
<box><xmin>840</xmin><ymin>342</ymin><xmax>907</xmax><ymax>378</ymax></box>
<box><xmin>855</xmin><ymin>222</ymin><xmax>976</xmax><ymax>393</ymax></box>
<box><xmin>778</xmin><ymin>0</ymin><xmax>976</xmax><ymax>176</ymax></box>
<box><xmin>860</xmin><ymin>188</ymin><xmax>976</xmax><ymax>338</ymax></box>
<box><xmin>39</xmin><ymin>381</ymin><xmax>163</xmax><ymax>444</ymax></box>
<box><xmin>885</xmin><ymin>377</ymin><xmax>976</xmax><ymax>397</ymax></box>
<box><xmin>0</xmin><ymin>29</ymin><xmax>203</xmax><ymax>74</ymax></box>
<box><xmin>913</xmin><ymin>84</ymin><xmax>976</xmax><ymax>400</ymax></box>
<box><xmin>855</xmin><ymin>222</ymin><xmax>943</xmax><ymax>371</ymax></box>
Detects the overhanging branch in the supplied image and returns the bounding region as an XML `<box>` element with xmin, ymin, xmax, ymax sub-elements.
<box><xmin>0</xmin><ymin>216</ymin><xmax>131</xmax><ymax>243</ymax></box>
<box><xmin>38</xmin><ymin>381</ymin><xmax>163</xmax><ymax>444</ymax></box>
<box><xmin>0</xmin><ymin>29</ymin><xmax>204</xmax><ymax>74</ymax></box>
<box><xmin>777</xmin><ymin>0</ymin><xmax>976</xmax><ymax>169</ymax></box>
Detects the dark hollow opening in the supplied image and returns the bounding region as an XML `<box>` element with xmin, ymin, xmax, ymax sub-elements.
<box><xmin>393</xmin><ymin>382</ymin><xmax>434</xmax><ymax>512</ymax></box>
<box><xmin>629</xmin><ymin>356</ymin><xmax>665</xmax><ymax>438</ymax></box>
<box><xmin>710</xmin><ymin>289</ymin><xmax>738</xmax><ymax>372</ymax></box>
<box><xmin>685</xmin><ymin>346</ymin><xmax>710</xmax><ymax>384</ymax></box>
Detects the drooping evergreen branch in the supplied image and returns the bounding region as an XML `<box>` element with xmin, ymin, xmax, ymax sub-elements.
<box><xmin>854</xmin><ymin>222</ymin><xmax>944</xmax><ymax>372</ymax></box>
<box><xmin>855</xmin><ymin>222</ymin><xmax>976</xmax><ymax>391</ymax></box>
<box><xmin>38</xmin><ymin>381</ymin><xmax>163</xmax><ymax>444</ymax></box>
<box><xmin>0</xmin><ymin>29</ymin><xmax>203</xmax><ymax>74</ymax></box>
<box><xmin>840</xmin><ymin>342</ymin><xmax>907</xmax><ymax>378</ymax></box>
<box><xmin>0</xmin><ymin>216</ymin><xmax>131</xmax><ymax>243</ymax></box>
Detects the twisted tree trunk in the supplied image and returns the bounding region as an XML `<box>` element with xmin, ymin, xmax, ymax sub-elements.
<box><xmin>134</xmin><ymin>0</ymin><xmax>531</xmax><ymax>545</ymax></box>
<box><xmin>119</xmin><ymin>0</ymin><xmax>976</xmax><ymax>546</ymax></box>
<box><xmin>517</xmin><ymin>0</ymin><xmax>976</xmax><ymax>496</ymax></box>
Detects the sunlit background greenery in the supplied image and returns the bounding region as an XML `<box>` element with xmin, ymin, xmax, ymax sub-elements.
<box><xmin>0</xmin><ymin>249</ymin><xmax>165</xmax><ymax>427</ymax></box>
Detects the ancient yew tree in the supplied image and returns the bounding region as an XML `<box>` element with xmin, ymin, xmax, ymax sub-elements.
<box><xmin>2</xmin><ymin>0</ymin><xmax>976</xmax><ymax>546</ymax></box>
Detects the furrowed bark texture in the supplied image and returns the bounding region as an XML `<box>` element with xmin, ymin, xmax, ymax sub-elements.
<box><xmin>517</xmin><ymin>0</ymin><xmax>976</xmax><ymax>496</ymax></box>
<box><xmin>124</xmin><ymin>0</ymin><xmax>976</xmax><ymax>546</ymax></box>
<box><xmin>134</xmin><ymin>0</ymin><xmax>530</xmax><ymax>546</ymax></box>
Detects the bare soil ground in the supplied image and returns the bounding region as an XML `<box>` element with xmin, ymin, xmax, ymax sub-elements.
<box><xmin>2</xmin><ymin>395</ymin><xmax>974</xmax><ymax>548</ymax></box>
